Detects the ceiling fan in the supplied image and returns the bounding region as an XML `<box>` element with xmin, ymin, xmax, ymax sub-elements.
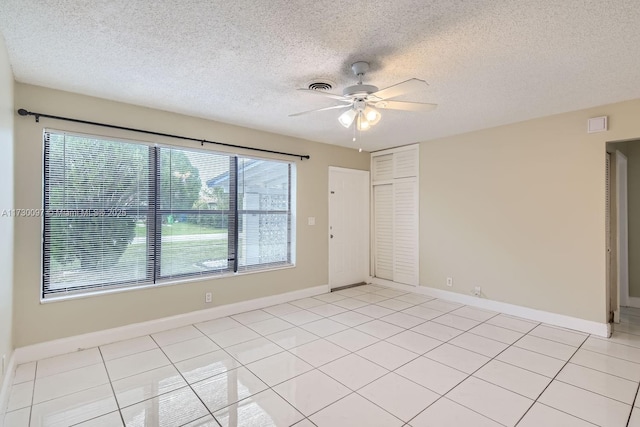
<box><xmin>290</xmin><ymin>61</ymin><xmax>437</xmax><ymax>131</ymax></box>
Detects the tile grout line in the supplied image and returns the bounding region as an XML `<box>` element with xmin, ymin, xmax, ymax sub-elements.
<box><xmin>28</xmin><ymin>361</ymin><xmax>37</xmax><ymax>427</ymax></box>
<box><xmin>308</xmin><ymin>302</ymin><xmax>508</xmax><ymax>425</ymax></box>
<box><xmin>14</xmin><ymin>288</ymin><xmax>622</xmax><ymax>426</ymax></box>
<box><xmin>25</xmin><ymin>299</ymin><xmax>590</xmax><ymax>425</ymax></box>
<box><xmin>512</xmin><ymin>333</ymin><xmax>594</xmax><ymax>426</ymax></box>
<box><xmin>567</xmin><ymin>346</ymin><xmax>640</xmax><ymax>379</ymax></box>
<box><xmin>348</xmin><ymin>311</ymin><xmax>506</xmax><ymax>426</ymax></box>
<box><xmin>590</xmin><ymin>333</ymin><xmax>640</xmax><ymax>352</ymax></box>
<box><xmin>97</xmin><ymin>345</ymin><xmax>127</xmax><ymax>427</ymax></box>
<box><xmin>410</xmin><ymin>310</ymin><xmax>545</xmax><ymax>425</ymax></box>
<box><xmin>189</xmin><ymin>318</ymin><xmax>338</xmax><ymax>425</ymax></box>
<box><xmin>531</xmin><ymin>402</ymin><xmax>600</xmax><ymax>427</ymax></box>
<box><xmin>581</xmin><ymin>339</ymin><xmax>640</xmax><ymax>364</ymax></box>
<box><xmin>401</xmin><ymin>313</ymin><xmax>521</xmax><ymax>427</ymax></box>
<box><xmin>507</xmin><ymin>340</ymin><xmax>577</xmax><ymax>363</ymax></box>
<box><xmin>275</xmin><ymin>288</ymin><xmax>425</xmax><ymax>422</ymax></box>
<box><xmin>262</xmin><ymin>302</ymin><xmax>430</xmax><ymax>425</ymax></box>
<box><xmin>0</xmin><ymin>296</ymin><xmax>518</xmax><ymax>424</ymax></box>
<box><xmin>187</xmin><ymin>324</ymin><xmax>327</xmax><ymax>424</ymax></box>
<box><xmin>403</xmin><ymin>311</ymin><xmax>592</xmax><ymax>427</ymax></box>
<box><xmin>147</xmin><ymin>333</ymin><xmax>225</xmax><ymax>427</ymax></box>
<box><xmin>25</xmin><ymin>294</ymin><xmax>517</xmax><ymax>425</ymax></box>
<box><xmin>625</xmin><ymin>378</ymin><xmax>640</xmax><ymax>427</ymax></box>
<box><xmin>0</xmin><ymin>293</ymin><xmax>530</xmax><ymax>424</ymax></box>
<box><xmin>553</xmin><ymin>374</ymin><xmax>638</xmax><ymax>406</ymax></box>
<box><xmin>244</xmin><ymin>292</ymin><xmax>453</xmax><ymax>424</ymax></box>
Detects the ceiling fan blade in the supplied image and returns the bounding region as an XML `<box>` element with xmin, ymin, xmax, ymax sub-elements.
<box><xmin>289</xmin><ymin>104</ymin><xmax>352</xmax><ymax>117</ymax></box>
<box><xmin>374</xmin><ymin>100</ymin><xmax>437</xmax><ymax>112</ymax></box>
<box><xmin>297</xmin><ymin>88</ymin><xmax>351</xmax><ymax>102</ymax></box>
<box><xmin>370</xmin><ymin>78</ymin><xmax>429</xmax><ymax>100</ymax></box>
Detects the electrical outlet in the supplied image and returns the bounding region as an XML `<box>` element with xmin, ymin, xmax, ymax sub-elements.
<box><xmin>446</xmin><ymin>277</ymin><xmax>453</xmax><ymax>287</ymax></box>
<box><xmin>473</xmin><ymin>286</ymin><xmax>482</xmax><ymax>297</ymax></box>
<box><xmin>205</xmin><ymin>292</ymin><xmax>212</xmax><ymax>303</ymax></box>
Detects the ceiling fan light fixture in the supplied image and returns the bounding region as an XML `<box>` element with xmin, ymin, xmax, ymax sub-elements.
<box><xmin>338</xmin><ymin>109</ymin><xmax>357</xmax><ymax>128</ymax></box>
<box><xmin>356</xmin><ymin>113</ymin><xmax>371</xmax><ymax>131</ymax></box>
<box><xmin>364</xmin><ymin>106</ymin><xmax>381</xmax><ymax>126</ymax></box>
<box><xmin>292</xmin><ymin>60</ymin><xmax>437</xmax><ymax>136</ymax></box>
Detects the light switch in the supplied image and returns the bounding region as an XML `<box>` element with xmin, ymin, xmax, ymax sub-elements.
<box><xmin>308</xmin><ymin>217</ymin><xmax>315</xmax><ymax>226</ymax></box>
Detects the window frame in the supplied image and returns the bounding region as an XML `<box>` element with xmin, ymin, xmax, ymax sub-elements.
<box><xmin>42</xmin><ymin>129</ymin><xmax>296</xmax><ymax>300</ymax></box>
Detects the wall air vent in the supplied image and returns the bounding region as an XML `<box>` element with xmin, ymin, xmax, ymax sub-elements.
<box><xmin>587</xmin><ymin>116</ymin><xmax>608</xmax><ymax>133</ymax></box>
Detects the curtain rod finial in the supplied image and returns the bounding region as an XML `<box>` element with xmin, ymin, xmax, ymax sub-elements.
<box><xmin>18</xmin><ymin>108</ymin><xmax>28</xmax><ymax>116</ymax></box>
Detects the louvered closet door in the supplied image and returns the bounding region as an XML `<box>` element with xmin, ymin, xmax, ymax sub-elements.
<box><xmin>393</xmin><ymin>149</ymin><xmax>418</xmax><ymax>178</ymax></box>
<box><xmin>374</xmin><ymin>184</ymin><xmax>394</xmax><ymax>280</ymax></box>
<box><xmin>393</xmin><ymin>178</ymin><xmax>418</xmax><ymax>285</ymax></box>
<box><xmin>372</xmin><ymin>154</ymin><xmax>393</xmax><ymax>181</ymax></box>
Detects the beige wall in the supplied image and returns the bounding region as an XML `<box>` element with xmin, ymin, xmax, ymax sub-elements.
<box><xmin>626</xmin><ymin>142</ymin><xmax>640</xmax><ymax>297</ymax></box>
<box><xmin>0</xmin><ymin>35</ymin><xmax>14</xmax><ymax>381</ymax></box>
<box><xmin>13</xmin><ymin>83</ymin><xmax>369</xmax><ymax>347</ymax></box>
<box><xmin>419</xmin><ymin>99</ymin><xmax>640</xmax><ymax>323</ymax></box>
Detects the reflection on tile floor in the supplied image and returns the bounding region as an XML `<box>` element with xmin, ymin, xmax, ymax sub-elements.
<box><xmin>5</xmin><ymin>284</ymin><xmax>640</xmax><ymax>426</ymax></box>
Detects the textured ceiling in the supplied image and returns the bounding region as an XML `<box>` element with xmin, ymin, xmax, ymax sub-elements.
<box><xmin>1</xmin><ymin>1</ymin><xmax>640</xmax><ymax>151</ymax></box>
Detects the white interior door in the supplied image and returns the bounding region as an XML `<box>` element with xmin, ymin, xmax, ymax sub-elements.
<box><xmin>329</xmin><ymin>167</ymin><xmax>370</xmax><ymax>289</ymax></box>
<box><xmin>606</xmin><ymin>152</ymin><xmax>619</xmax><ymax>323</ymax></box>
<box><xmin>617</xmin><ymin>150</ymin><xmax>630</xmax><ymax>307</ymax></box>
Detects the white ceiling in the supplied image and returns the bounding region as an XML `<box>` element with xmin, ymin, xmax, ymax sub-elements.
<box><xmin>1</xmin><ymin>1</ymin><xmax>640</xmax><ymax>151</ymax></box>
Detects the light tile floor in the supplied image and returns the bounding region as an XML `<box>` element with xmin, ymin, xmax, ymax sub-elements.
<box><xmin>5</xmin><ymin>285</ymin><xmax>640</xmax><ymax>426</ymax></box>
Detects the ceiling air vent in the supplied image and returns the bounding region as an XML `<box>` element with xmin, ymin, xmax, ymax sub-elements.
<box><xmin>307</xmin><ymin>81</ymin><xmax>333</xmax><ymax>91</ymax></box>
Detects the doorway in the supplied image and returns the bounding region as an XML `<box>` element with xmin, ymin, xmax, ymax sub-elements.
<box><xmin>328</xmin><ymin>167</ymin><xmax>370</xmax><ymax>289</ymax></box>
<box><xmin>607</xmin><ymin>140</ymin><xmax>640</xmax><ymax>325</ymax></box>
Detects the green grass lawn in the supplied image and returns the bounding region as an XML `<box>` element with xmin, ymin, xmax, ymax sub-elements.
<box><xmin>49</xmin><ymin>218</ymin><xmax>286</xmax><ymax>289</ymax></box>
<box><xmin>48</xmin><ymin>237</ymin><xmax>229</xmax><ymax>288</ymax></box>
<box><xmin>135</xmin><ymin>221</ymin><xmax>226</xmax><ymax>238</ymax></box>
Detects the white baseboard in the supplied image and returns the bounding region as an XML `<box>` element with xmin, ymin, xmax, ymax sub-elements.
<box><xmin>14</xmin><ymin>284</ymin><xmax>329</xmax><ymax>364</ymax></box>
<box><xmin>369</xmin><ymin>277</ymin><xmax>610</xmax><ymax>337</ymax></box>
<box><xmin>625</xmin><ymin>297</ymin><xmax>640</xmax><ymax>309</ymax></box>
<box><xmin>0</xmin><ymin>350</ymin><xmax>16</xmax><ymax>427</ymax></box>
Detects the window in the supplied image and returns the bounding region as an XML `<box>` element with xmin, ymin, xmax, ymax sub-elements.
<box><xmin>43</xmin><ymin>130</ymin><xmax>295</xmax><ymax>298</ymax></box>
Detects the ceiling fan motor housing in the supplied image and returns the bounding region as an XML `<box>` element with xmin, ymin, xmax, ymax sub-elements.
<box><xmin>342</xmin><ymin>84</ymin><xmax>379</xmax><ymax>98</ymax></box>
<box><xmin>353</xmin><ymin>99</ymin><xmax>367</xmax><ymax>112</ymax></box>
<box><xmin>344</xmin><ymin>62</ymin><xmax>378</xmax><ymax>98</ymax></box>
<box><xmin>351</xmin><ymin>61</ymin><xmax>370</xmax><ymax>76</ymax></box>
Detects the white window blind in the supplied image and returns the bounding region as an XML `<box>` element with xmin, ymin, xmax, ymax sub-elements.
<box><xmin>157</xmin><ymin>147</ymin><xmax>232</xmax><ymax>279</ymax></box>
<box><xmin>43</xmin><ymin>130</ymin><xmax>295</xmax><ymax>298</ymax></box>
<box><xmin>43</xmin><ymin>132</ymin><xmax>153</xmax><ymax>295</ymax></box>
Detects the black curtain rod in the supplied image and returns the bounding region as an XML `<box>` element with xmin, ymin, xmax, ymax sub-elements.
<box><xmin>17</xmin><ymin>109</ymin><xmax>310</xmax><ymax>160</ymax></box>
